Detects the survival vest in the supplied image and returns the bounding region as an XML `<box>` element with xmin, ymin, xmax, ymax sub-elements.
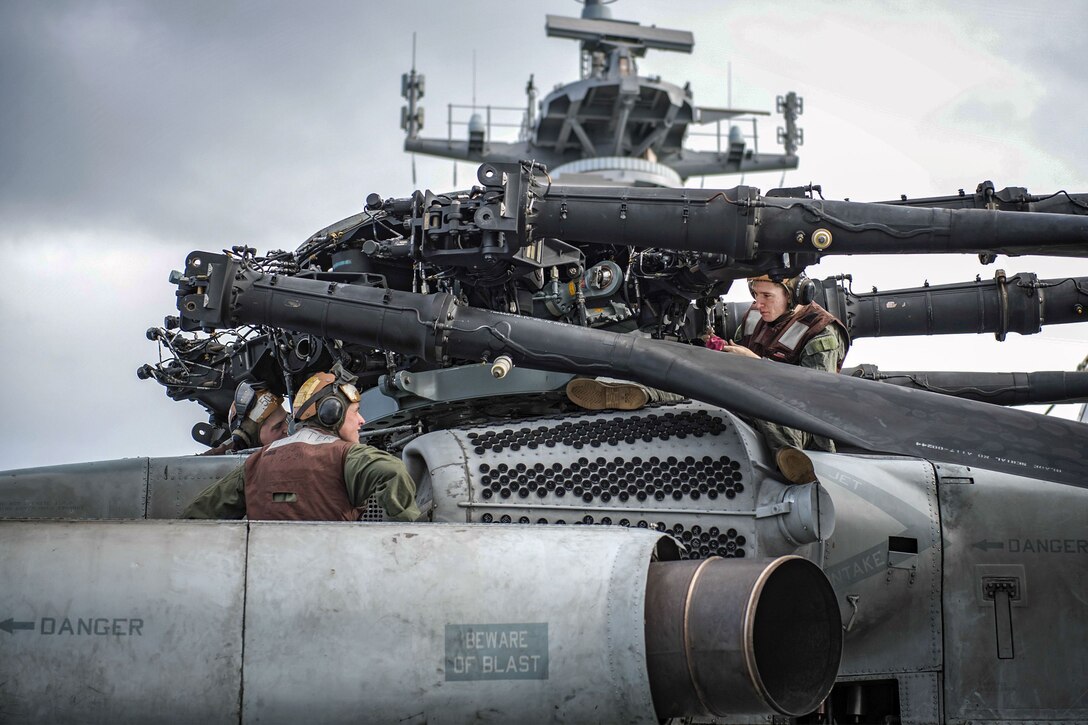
<box><xmin>736</xmin><ymin>302</ymin><xmax>849</xmax><ymax>370</ymax></box>
<box><xmin>244</xmin><ymin>427</ymin><xmax>360</xmax><ymax>521</ymax></box>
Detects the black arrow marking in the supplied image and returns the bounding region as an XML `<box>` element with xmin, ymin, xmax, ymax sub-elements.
<box><xmin>971</xmin><ymin>540</ymin><xmax>1005</xmax><ymax>552</ymax></box>
<box><xmin>0</xmin><ymin>618</ymin><xmax>35</xmax><ymax>634</ymax></box>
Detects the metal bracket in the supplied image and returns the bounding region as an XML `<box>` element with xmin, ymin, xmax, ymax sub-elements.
<box><xmin>844</xmin><ymin>594</ymin><xmax>860</xmax><ymax>632</ymax></box>
<box><xmin>983</xmin><ymin>577</ymin><xmax>1020</xmax><ymax>601</ymax></box>
<box><xmin>755</xmin><ymin>500</ymin><xmax>792</xmax><ymax>519</ymax></box>
<box><xmin>886</xmin><ymin>536</ymin><xmax>919</xmax><ymax>581</ymax></box>
<box><xmin>934</xmin><ymin>462</ymin><xmax>974</xmax><ymax>485</ymax></box>
<box><xmin>994</xmin><ymin>269</ymin><xmax>1009</xmax><ymax>341</ymax></box>
<box><xmin>983</xmin><ymin>576</ymin><xmax>1020</xmax><ymax>659</ymax></box>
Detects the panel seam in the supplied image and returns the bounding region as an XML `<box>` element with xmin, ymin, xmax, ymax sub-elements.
<box><xmin>238</xmin><ymin>521</ymin><xmax>250</xmax><ymax>724</ymax></box>
<box><xmin>143</xmin><ymin>458</ymin><xmax>151</xmax><ymax>518</ymax></box>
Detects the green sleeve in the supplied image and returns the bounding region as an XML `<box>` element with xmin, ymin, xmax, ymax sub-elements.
<box><xmin>798</xmin><ymin>326</ymin><xmax>845</xmax><ymax>372</ymax></box>
<box><xmin>732</xmin><ymin>317</ymin><xmax>746</xmax><ymax>344</ymax></box>
<box><xmin>181</xmin><ymin>464</ymin><xmax>247</xmax><ymax>519</ymax></box>
<box><xmin>343</xmin><ymin>445</ymin><xmax>422</xmax><ymax>522</ymax></box>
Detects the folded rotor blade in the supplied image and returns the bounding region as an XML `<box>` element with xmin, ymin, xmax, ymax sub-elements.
<box><xmin>176</xmin><ymin>253</ymin><xmax>1088</xmax><ymax>489</ymax></box>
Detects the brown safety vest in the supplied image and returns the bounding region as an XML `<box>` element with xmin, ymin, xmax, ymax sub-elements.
<box><xmin>244</xmin><ymin>427</ymin><xmax>360</xmax><ymax>521</ymax></box>
<box><xmin>737</xmin><ymin>302</ymin><xmax>849</xmax><ymax>370</ymax></box>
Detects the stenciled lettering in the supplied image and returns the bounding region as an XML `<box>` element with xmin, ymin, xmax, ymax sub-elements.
<box><xmin>445</xmin><ymin>623</ymin><xmax>548</xmax><ymax>682</ymax></box>
<box><xmin>1008</xmin><ymin>538</ymin><xmax>1088</xmax><ymax>555</ymax></box>
<box><xmin>828</xmin><ymin>549</ymin><xmax>885</xmax><ymax>587</ymax></box>
<box><xmin>463</xmin><ymin>628</ymin><xmax>529</xmax><ymax>650</ymax></box>
<box><xmin>480</xmin><ymin>654</ymin><xmax>542</xmax><ymax>674</ymax></box>
<box><xmin>37</xmin><ymin>616</ymin><xmax>145</xmax><ymax>636</ymax></box>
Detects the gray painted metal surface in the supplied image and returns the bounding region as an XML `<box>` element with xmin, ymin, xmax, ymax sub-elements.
<box><xmin>0</xmin><ymin>455</ymin><xmax>245</xmax><ymax>520</ymax></box>
<box><xmin>145</xmin><ymin>454</ymin><xmax>248</xmax><ymax>518</ymax></box>
<box><xmin>940</xmin><ymin>468</ymin><xmax>1088</xmax><ymax>723</ymax></box>
<box><xmin>242</xmin><ymin>524</ymin><xmax>662</xmax><ymax>723</ymax></box>
<box><xmin>0</xmin><ymin>458</ymin><xmax>149</xmax><ymax>519</ymax></box>
<box><xmin>897</xmin><ymin>672</ymin><xmax>943</xmax><ymax>725</ymax></box>
<box><xmin>0</xmin><ymin>521</ymin><xmax>669</xmax><ymax>724</ymax></box>
<box><xmin>358</xmin><ymin>365</ymin><xmax>575</xmax><ymax>430</ymax></box>
<box><xmin>815</xmin><ymin>453</ymin><xmax>943</xmax><ymax>677</ymax></box>
<box><xmin>0</xmin><ymin>520</ymin><xmax>246</xmax><ymax>724</ymax></box>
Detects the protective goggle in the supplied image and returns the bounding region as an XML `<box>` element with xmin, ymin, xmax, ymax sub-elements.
<box><xmin>337</xmin><ymin>382</ymin><xmax>361</xmax><ymax>404</ymax></box>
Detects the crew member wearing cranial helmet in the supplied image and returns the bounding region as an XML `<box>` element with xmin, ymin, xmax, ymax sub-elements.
<box><xmin>183</xmin><ymin>365</ymin><xmax>421</xmax><ymax>521</ymax></box>
<box><xmin>705</xmin><ymin>272</ymin><xmax>849</xmax><ymax>485</ymax></box>
<box><xmin>199</xmin><ymin>382</ymin><xmax>289</xmax><ymax>456</ymax></box>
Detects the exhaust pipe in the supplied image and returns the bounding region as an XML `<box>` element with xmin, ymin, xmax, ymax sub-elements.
<box><xmin>646</xmin><ymin>555</ymin><xmax>842</xmax><ymax>718</ymax></box>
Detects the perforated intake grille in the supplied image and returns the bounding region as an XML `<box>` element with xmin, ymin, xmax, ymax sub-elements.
<box><xmin>360</xmin><ymin>495</ymin><xmax>386</xmax><ymax>522</ymax></box>
<box><xmin>467</xmin><ymin>410</ymin><xmax>728</xmax><ymax>453</ymax></box>
<box><xmin>451</xmin><ymin>405</ymin><xmax>757</xmax><ymax>561</ymax></box>
<box><xmin>476</xmin><ymin>454</ymin><xmax>743</xmax><ymax>504</ymax></box>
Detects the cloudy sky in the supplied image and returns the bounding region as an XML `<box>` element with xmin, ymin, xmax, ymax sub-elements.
<box><xmin>2</xmin><ymin>0</ymin><xmax>1086</xmax><ymax>470</ymax></box>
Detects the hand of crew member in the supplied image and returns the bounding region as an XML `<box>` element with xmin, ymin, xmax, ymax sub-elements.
<box><xmin>703</xmin><ymin>330</ymin><xmax>727</xmax><ymax>351</ymax></box>
<box><xmin>717</xmin><ymin>340</ymin><xmax>760</xmax><ymax>359</ymax></box>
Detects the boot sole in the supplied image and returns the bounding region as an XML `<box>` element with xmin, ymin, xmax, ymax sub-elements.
<box><xmin>566</xmin><ymin>379</ymin><xmax>649</xmax><ymax>411</ymax></box>
<box><xmin>776</xmin><ymin>448</ymin><xmax>818</xmax><ymax>485</ymax></box>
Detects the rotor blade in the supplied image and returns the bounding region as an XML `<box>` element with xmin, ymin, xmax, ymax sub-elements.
<box><xmin>174</xmin><ymin>253</ymin><xmax>1088</xmax><ymax>488</ymax></box>
<box><xmin>453</xmin><ymin>305</ymin><xmax>1088</xmax><ymax>488</ymax></box>
<box><xmin>841</xmin><ymin>366</ymin><xmax>1088</xmax><ymax>406</ymax></box>
<box><xmin>529</xmin><ymin>182</ymin><xmax>1088</xmax><ymax>258</ymax></box>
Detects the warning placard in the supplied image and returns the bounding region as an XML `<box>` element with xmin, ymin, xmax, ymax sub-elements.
<box><xmin>444</xmin><ymin>623</ymin><xmax>549</xmax><ymax>681</ymax></box>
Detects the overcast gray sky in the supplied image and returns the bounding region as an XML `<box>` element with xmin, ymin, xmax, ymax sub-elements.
<box><xmin>2</xmin><ymin>0</ymin><xmax>1087</xmax><ymax>470</ymax></box>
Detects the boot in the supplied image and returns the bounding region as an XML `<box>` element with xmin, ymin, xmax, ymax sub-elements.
<box><xmin>775</xmin><ymin>447</ymin><xmax>818</xmax><ymax>485</ymax></box>
<box><xmin>566</xmin><ymin>378</ymin><xmax>650</xmax><ymax>411</ymax></box>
